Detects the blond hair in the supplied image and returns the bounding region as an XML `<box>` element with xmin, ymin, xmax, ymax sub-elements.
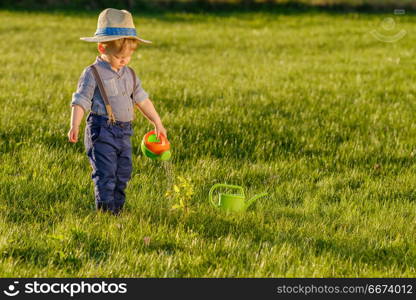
<box><xmin>99</xmin><ymin>38</ymin><xmax>139</xmax><ymax>55</ymax></box>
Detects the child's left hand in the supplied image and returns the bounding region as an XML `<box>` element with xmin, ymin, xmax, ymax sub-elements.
<box><xmin>155</xmin><ymin>123</ymin><xmax>167</xmax><ymax>140</ymax></box>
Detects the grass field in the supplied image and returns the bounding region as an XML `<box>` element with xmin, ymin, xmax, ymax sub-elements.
<box><xmin>1</xmin><ymin>9</ymin><xmax>416</xmax><ymax>277</ymax></box>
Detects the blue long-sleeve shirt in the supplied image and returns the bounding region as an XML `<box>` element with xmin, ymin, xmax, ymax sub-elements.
<box><xmin>71</xmin><ymin>56</ymin><xmax>149</xmax><ymax>122</ymax></box>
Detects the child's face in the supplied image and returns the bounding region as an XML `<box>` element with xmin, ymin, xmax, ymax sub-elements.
<box><xmin>104</xmin><ymin>48</ymin><xmax>134</xmax><ymax>71</ymax></box>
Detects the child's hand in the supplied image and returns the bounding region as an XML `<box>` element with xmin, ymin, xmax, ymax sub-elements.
<box><xmin>155</xmin><ymin>123</ymin><xmax>167</xmax><ymax>140</ymax></box>
<box><xmin>68</xmin><ymin>126</ymin><xmax>79</xmax><ymax>143</ymax></box>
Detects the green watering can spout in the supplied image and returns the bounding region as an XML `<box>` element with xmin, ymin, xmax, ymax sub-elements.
<box><xmin>244</xmin><ymin>192</ymin><xmax>268</xmax><ymax>210</ymax></box>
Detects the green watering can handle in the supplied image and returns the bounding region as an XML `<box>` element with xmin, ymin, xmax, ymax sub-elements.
<box><xmin>209</xmin><ymin>183</ymin><xmax>245</xmax><ymax>208</ymax></box>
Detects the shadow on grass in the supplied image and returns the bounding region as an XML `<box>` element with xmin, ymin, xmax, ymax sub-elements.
<box><xmin>0</xmin><ymin>229</ymin><xmax>112</xmax><ymax>273</ymax></box>
<box><xmin>2</xmin><ymin>179</ymin><xmax>93</xmax><ymax>225</ymax></box>
<box><xmin>138</xmin><ymin>205</ymin><xmax>415</xmax><ymax>273</ymax></box>
<box><xmin>0</xmin><ymin>243</ymin><xmax>51</xmax><ymax>268</ymax></box>
<box><xmin>170</xmin><ymin>120</ymin><xmax>306</xmax><ymax>162</ymax></box>
<box><xmin>0</xmin><ymin>126</ymin><xmax>84</xmax><ymax>155</ymax></box>
<box><xmin>312</xmin><ymin>237</ymin><xmax>415</xmax><ymax>273</ymax></box>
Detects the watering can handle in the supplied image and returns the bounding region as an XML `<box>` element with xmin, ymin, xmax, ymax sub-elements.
<box><xmin>209</xmin><ymin>183</ymin><xmax>245</xmax><ymax>207</ymax></box>
<box><xmin>145</xmin><ymin>130</ymin><xmax>167</xmax><ymax>145</ymax></box>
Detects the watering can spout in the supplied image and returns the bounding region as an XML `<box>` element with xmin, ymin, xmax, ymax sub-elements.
<box><xmin>245</xmin><ymin>193</ymin><xmax>268</xmax><ymax>210</ymax></box>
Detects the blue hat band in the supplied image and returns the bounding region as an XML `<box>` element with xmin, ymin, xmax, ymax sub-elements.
<box><xmin>95</xmin><ymin>27</ymin><xmax>137</xmax><ymax>37</ymax></box>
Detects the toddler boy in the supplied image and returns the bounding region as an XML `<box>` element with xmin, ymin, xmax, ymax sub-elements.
<box><xmin>68</xmin><ymin>8</ymin><xmax>166</xmax><ymax>215</ymax></box>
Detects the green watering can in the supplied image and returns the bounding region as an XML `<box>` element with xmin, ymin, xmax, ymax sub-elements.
<box><xmin>209</xmin><ymin>184</ymin><xmax>268</xmax><ymax>212</ymax></box>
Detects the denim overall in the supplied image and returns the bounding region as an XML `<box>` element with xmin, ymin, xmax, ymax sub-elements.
<box><xmin>84</xmin><ymin>113</ymin><xmax>133</xmax><ymax>214</ymax></box>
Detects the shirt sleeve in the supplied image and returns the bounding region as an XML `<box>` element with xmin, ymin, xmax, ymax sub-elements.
<box><xmin>71</xmin><ymin>67</ymin><xmax>96</xmax><ymax>112</ymax></box>
<box><xmin>132</xmin><ymin>74</ymin><xmax>149</xmax><ymax>104</ymax></box>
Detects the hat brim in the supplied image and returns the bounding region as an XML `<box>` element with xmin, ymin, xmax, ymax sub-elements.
<box><xmin>80</xmin><ymin>35</ymin><xmax>152</xmax><ymax>44</ymax></box>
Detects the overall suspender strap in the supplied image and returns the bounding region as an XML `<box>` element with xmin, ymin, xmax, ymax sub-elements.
<box><xmin>90</xmin><ymin>65</ymin><xmax>116</xmax><ymax>125</ymax></box>
<box><xmin>128</xmin><ymin>66</ymin><xmax>137</xmax><ymax>95</ymax></box>
<box><xmin>128</xmin><ymin>66</ymin><xmax>137</xmax><ymax>120</ymax></box>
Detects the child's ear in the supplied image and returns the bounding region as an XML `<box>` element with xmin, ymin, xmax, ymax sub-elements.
<box><xmin>97</xmin><ymin>43</ymin><xmax>105</xmax><ymax>54</ymax></box>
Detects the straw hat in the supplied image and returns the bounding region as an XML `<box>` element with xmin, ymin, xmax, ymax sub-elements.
<box><xmin>80</xmin><ymin>8</ymin><xmax>151</xmax><ymax>44</ymax></box>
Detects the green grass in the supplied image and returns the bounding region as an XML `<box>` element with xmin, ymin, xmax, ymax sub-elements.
<box><xmin>1</xmin><ymin>9</ymin><xmax>416</xmax><ymax>277</ymax></box>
